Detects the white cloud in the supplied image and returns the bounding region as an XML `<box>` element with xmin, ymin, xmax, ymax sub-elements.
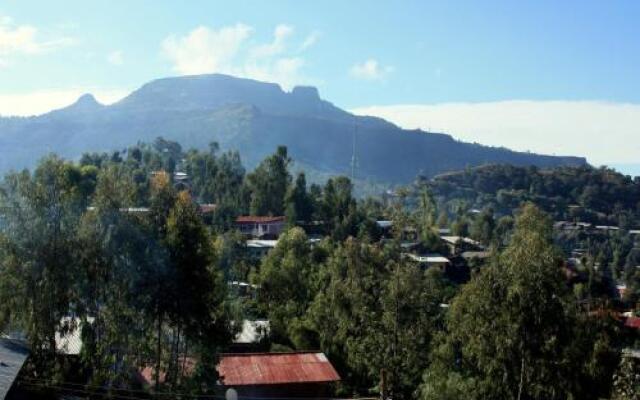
<box><xmin>300</xmin><ymin>30</ymin><xmax>321</xmax><ymax>51</ymax></box>
<box><xmin>0</xmin><ymin>15</ymin><xmax>75</xmax><ymax>66</ymax></box>
<box><xmin>162</xmin><ymin>24</ymin><xmax>253</xmax><ymax>75</ymax></box>
<box><xmin>0</xmin><ymin>88</ymin><xmax>130</xmax><ymax>117</ymax></box>
<box><xmin>350</xmin><ymin>59</ymin><xmax>393</xmax><ymax>81</ymax></box>
<box><xmin>351</xmin><ymin>100</ymin><xmax>640</xmax><ymax>165</ymax></box>
<box><xmin>250</xmin><ymin>24</ymin><xmax>293</xmax><ymax>58</ymax></box>
<box><xmin>161</xmin><ymin>23</ymin><xmax>316</xmax><ymax>90</ymax></box>
<box><xmin>107</xmin><ymin>50</ymin><xmax>124</xmax><ymax>66</ymax></box>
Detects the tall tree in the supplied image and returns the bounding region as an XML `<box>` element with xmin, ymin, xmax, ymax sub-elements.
<box><xmin>0</xmin><ymin>157</ymin><xmax>84</xmax><ymax>373</ymax></box>
<box><xmin>246</xmin><ymin>146</ymin><xmax>291</xmax><ymax>216</ymax></box>
<box><xmin>285</xmin><ymin>172</ymin><xmax>313</xmax><ymax>225</ymax></box>
<box><xmin>420</xmin><ymin>204</ymin><xmax>614</xmax><ymax>400</ymax></box>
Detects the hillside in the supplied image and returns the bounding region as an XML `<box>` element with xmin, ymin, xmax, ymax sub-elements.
<box><xmin>0</xmin><ymin>74</ymin><xmax>587</xmax><ymax>182</ymax></box>
<box><xmin>428</xmin><ymin>164</ymin><xmax>640</xmax><ymax>226</ymax></box>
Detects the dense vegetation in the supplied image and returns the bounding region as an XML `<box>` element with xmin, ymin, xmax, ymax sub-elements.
<box><xmin>0</xmin><ymin>140</ymin><xmax>638</xmax><ymax>399</ymax></box>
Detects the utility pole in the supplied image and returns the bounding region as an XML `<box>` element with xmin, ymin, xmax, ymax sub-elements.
<box><xmin>351</xmin><ymin>121</ymin><xmax>358</xmax><ymax>182</ymax></box>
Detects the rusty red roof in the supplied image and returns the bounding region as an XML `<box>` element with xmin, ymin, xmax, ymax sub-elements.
<box><xmin>624</xmin><ymin>316</ymin><xmax>640</xmax><ymax>329</ymax></box>
<box><xmin>235</xmin><ymin>216</ymin><xmax>285</xmax><ymax>224</ymax></box>
<box><xmin>218</xmin><ymin>352</ymin><xmax>340</xmax><ymax>386</ymax></box>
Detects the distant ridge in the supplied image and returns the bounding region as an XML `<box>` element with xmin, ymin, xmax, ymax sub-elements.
<box><xmin>0</xmin><ymin>73</ymin><xmax>586</xmax><ymax>182</ymax></box>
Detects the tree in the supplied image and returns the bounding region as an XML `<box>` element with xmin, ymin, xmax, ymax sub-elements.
<box><xmin>308</xmin><ymin>238</ymin><xmax>451</xmax><ymax>399</ymax></box>
<box><xmin>0</xmin><ymin>156</ymin><xmax>84</xmax><ymax>374</ymax></box>
<box><xmin>255</xmin><ymin>227</ymin><xmax>318</xmax><ymax>348</ymax></box>
<box><xmin>246</xmin><ymin>146</ymin><xmax>291</xmax><ymax>216</ymax></box>
<box><xmin>611</xmin><ymin>356</ymin><xmax>640</xmax><ymax>400</ymax></box>
<box><xmin>420</xmin><ymin>204</ymin><xmax>610</xmax><ymax>400</ymax></box>
<box><xmin>164</xmin><ymin>191</ymin><xmax>231</xmax><ymax>387</ymax></box>
<box><xmin>285</xmin><ymin>172</ymin><xmax>313</xmax><ymax>225</ymax></box>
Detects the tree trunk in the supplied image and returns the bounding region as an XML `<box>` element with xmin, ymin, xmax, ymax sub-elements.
<box><xmin>155</xmin><ymin>312</ymin><xmax>163</xmax><ymax>392</ymax></box>
<box><xmin>517</xmin><ymin>353</ymin><xmax>526</xmax><ymax>400</ymax></box>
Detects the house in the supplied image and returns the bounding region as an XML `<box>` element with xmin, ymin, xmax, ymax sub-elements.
<box><xmin>405</xmin><ymin>253</ymin><xmax>450</xmax><ymax>270</ymax></box>
<box><xmin>0</xmin><ymin>336</ymin><xmax>29</xmax><ymax>400</ymax></box>
<box><xmin>217</xmin><ymin>352</ymin><xmax>340</xmax><ymax>398</ymax></box>
<box><xmin>624</xmin><ymin>316</ymin><xmax>640</xmax><ymax>330</ymax></box>
<box><xmin>461</xmin><ymin>251</ymin><xmax>491</xmax><ymax>265</ymax></box>
<box><xmin>235</xmin><ymin>216</ymin><xmax>285</xmax><ymax>239</ymax></box>
<box><xmin>228</xmin><ymin>281</ymin><xmax>258</xmax><ymax>297</ymax></box>
<box><xmin>246</xmin><ymin>239</ymin><xmax>279</xmax><ymax>259</ymax></box>
<box><xmin>440</xmin><ymin>236</ymin><xmax>483</xmax><ymax>255</ymax></box>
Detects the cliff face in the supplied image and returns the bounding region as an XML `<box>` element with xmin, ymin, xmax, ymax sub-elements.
<box><xmin>0</xmin><ymin>74</ymin><xmax>587</xmax><ymax>181</ymax></box>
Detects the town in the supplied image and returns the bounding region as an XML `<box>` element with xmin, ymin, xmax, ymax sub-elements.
<box><xmin>1</xmin><ymin>139</ymin><xmax>639</xmax><ymax>399</ymax></box>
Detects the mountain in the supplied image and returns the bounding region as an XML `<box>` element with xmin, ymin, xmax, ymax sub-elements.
<box><xmin>0</xmin><ymin>74</ymin><xmax>587</xmax><ymax>183</ymax></box>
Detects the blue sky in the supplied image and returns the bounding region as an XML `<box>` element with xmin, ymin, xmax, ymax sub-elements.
<box><xmin>1</xmin><ymin>1</ymin><xmax>639</xmax><ymax>171</ymax></box>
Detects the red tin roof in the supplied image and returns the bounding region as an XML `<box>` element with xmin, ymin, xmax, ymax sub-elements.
<box><xmin>218</xmin><ymin>352</ymin><xmax>340</xmax><ymax>386</ymax></box>
<box><xmin>235</xmin><ymin>216</ymin><xmax>285</xmax><ymax>224</ymax></box>
<box><xmin>624</xmin><ymin>316</ymin><xmax>640</xmax><ymax>329</ymax></box>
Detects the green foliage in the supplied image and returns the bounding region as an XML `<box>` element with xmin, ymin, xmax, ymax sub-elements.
<box><xmin>255</xmin><ymin>227</ymin><xmax>318</xmax><ymax>347</ymax></box>
<box><xmin>611</xmin><ymin>356</ymin><xmax>640</xmax><ymax>400</ymax></box>
<box><xmin>246</xmin><ymin>145</ymin><xmax>291</xmax><ymax>216</ymax></box>
<box><xmin>420</xmin><ymin>204</ymin><xmax>617</xmax><ymax>400</ymax></box>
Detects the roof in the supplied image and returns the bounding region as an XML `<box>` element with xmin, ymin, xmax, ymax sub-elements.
<box><xmin>236</xmin><ymin>216</ymin><xmax>285</xmax><ymax>224</ymax></box>
<box><xmin>218</xmin><ymin>352</ymin><xmax>340</xmax><ymax>386</ymax></box>
<box><xmin>624</xmin><ymin>316</ymin><xmax>640</xmax><ymax>329</ymax></box>
<box><xmin>461</xmin><ymin>251</ymin><xmax>491</xmax><ymax>260</ymax></box>
<box><xmin>441</xmin><ymin>236</ymin><xmax>482</xmax><ymax>247</ymax></box>
<box><xmin>0</xmin><ymin>337</ymin><xmax>29</xmax><ymax>400</ymax></box>
<box><xmin>246</xmin><ymin>240</ymin><xmax>278</xmax><ymax>249</ymax></box>
<box><xmin>137</xmin><ymin>357</ymin><xmax>197</xmax><ymax>387</ymax></box>
<box><xmin>376</xmin><ymin>220</ymin><xmax>392</xmax><ymax>229</ymax></box>
<box><xmin>406</xmin><ymin>253</ymin><xmax>450</xmax><ymax>264</ymax></box>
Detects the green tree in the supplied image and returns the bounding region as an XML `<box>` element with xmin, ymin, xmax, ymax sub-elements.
<box><xmin>0</xmin><ymin>156</ymin><xmax>84</xmax><ymax>374</ymax></box>
<box><xmin>611</xmin><ymin>356</ymin><xmax>640</xmax><ymax>400</ymax></box>
<box><xmin>246</xmin><ymin>146</ymin><xmax>291</xmax><ymax>216</ymax></box>
<box><xmin>285</xmin><ymin>172</ymin><xmax>313</xmax><ymax>225</ymax></box>
<box><xmin>420</xmin><ymin>204</ymin><xmax>606</xmax><ymax>400</ymax></box>
<box><xmin>255</xmin><ymin>227</ymin><xmax>318</xmax><ymax>349</ymax></box>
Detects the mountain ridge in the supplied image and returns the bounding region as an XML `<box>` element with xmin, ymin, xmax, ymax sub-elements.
<box><xmin>0</xmin><ymin>73</ymin><xmax>587</xmax><ymax>182</ymax></box>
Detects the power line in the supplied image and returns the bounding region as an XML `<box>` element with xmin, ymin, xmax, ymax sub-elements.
<box><xmin>17</xmin><ymin>376</ymin><xmax>376</xmax><ymax>400</ymax></box>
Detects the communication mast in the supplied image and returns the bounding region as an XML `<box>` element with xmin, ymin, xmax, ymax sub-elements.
<box><xmin>350</xmin><ymin>120</ymin><xmax>359</xmax><ymax>182</ymax></box>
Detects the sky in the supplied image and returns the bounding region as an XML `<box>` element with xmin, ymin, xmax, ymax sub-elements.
<box><xmin>0</xmin><ymin>1</ymin><xmax>639</xmax><ymax>173</ymax></box>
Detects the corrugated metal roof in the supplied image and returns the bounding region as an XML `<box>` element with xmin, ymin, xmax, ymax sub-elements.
<box><xmin>218</xmin><ymin>352</ymin><xmax>340</xmax><ymax>386</ymax></box>
<box><xmin>236</xmin><ymin>216</ymin><xmax>285</xmax><ymax>224</ymax></box>
<box><xmin>0</xmin><ymin>338</ymin><xmax>29</xmax><ymax>400</ymax></box>
<box><xmin>624</xmin><ymin>316</ymin><xmax>640</xmax><ymax>329</ymax></box>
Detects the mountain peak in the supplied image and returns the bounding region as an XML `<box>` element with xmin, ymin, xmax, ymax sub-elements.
<box><xmin>70</xmin><ymin>93</ymin><xmax>102</xmax><ymax>110</ymax></box>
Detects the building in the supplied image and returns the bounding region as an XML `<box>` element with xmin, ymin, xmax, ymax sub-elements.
<box><xmin>405</xmin><ymin>253</ymin><xmax>450</xmax><ymax>270</ymax></box>
<box><xmin>218</xmin><ymin>352</ymin><xmax>340</xmax><ymax>398</ymax></box>
<box><xmin>461</xmin><ymin>251</ymin><xmax>491</xmax><ymax>265</ymax></box>
<box><xmin>235</xmin><ymin>216</ymin><xmax>285</xmax><ymax>239</ymax></box>
<box><xmin>0</xmin><ymin>336</ymin><xmax>29</xmax><ymax>400</ymax></box>
<box><xmin>440</xmin><ymin>236</ymin><xmax>483</xmax><ymax>255</ymax></box>
<box><xmin>246</xmin><ymin>239</ymin><xmax>279</xmax><ymax>259</ymax></box>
